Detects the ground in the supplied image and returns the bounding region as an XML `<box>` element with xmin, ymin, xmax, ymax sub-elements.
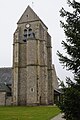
<box><xmin>0</xmin><ymin>106</ymin><xmax>60</xmax><ymax>120</ymax></box>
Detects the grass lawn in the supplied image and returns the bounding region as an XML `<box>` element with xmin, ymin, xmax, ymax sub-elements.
<box><xmin>0</xmin><ymin>106</ymin><xmax>60</xmax><ymax>120</ymax></box>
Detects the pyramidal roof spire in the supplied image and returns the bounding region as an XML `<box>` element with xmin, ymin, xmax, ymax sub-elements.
<box><xmin>17</xmin><ymin>5</ymin><xmax>40</xmax><ymax>24</ymax></box>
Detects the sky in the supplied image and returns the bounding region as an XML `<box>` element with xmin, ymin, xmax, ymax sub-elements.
<box><xmin>0</xmin><ymin>0</ymin><xmax>79</xmax><ymax>81</ymax></box>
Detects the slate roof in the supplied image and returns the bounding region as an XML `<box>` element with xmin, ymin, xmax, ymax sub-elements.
<box><xmin>0</xmin><ymin>68</ymin><xmax>12</xmax><ymax>85</ymax></box>
<box><xmin>0</xmin><ymin>83</ymin><xmax>11</xmax><ymax>92</ymax></box>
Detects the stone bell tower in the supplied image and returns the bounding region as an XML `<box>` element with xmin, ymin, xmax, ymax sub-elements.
<box><xmin>12</xmin><ymin>6</ymin><xmax>54</xmax><ymax>105</ymax></box>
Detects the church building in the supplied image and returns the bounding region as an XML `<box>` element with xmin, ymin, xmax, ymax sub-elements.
<box><xmin>0</xmin><ymin>6</ymin><xmax>58</xmax><ymax>106</ymax></box>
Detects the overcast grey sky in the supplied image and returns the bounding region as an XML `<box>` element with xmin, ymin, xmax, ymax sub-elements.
<box><xmin>0</xmin><ymin>0</ymin><xmax>79</xmax><ymax>81</ymax></box>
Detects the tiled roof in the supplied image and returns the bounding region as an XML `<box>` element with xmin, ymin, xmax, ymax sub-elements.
<box><xmin>0</xmin><ymin>68</ymin><xmax>12</xmax><ymax>85</ymax></box>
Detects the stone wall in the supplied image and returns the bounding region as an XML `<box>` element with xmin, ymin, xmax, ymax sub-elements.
<box><xmin>6</xmin><ymin>97</ymin><xmax>12</xmax><ymax>106</ymax></box>
<box><xmin>18</xmin><ymin>68</ymin><xmax>27</xmax><ymax>105</ymax></box>
<box><xmin>12</xmin><ymin>6</ymin><xmax>57</xmax><ymax>106</ymax></box>
<box><xmin>52</xmin><ymin>65</ymin><xmax>58</xmax><ymax>89</ymax></box>
<box><xmin>0</xmin><ymin>92</ymin><xmax>12</xmax><ymax>106</ymax></box>
<box><xmin>0</xmin><ymin>92</ymin><xmax>6</xmax><ymax>106</ymax></box>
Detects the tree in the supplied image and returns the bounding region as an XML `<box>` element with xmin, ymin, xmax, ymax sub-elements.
<box><xmin>57</xmin><ymin>0</ymin><xmax>80</xmax><ymax>120</ymax></box>
<box><xmin>59</xmin><ymin>78</ymin><xmax>80</xmax><ymax>120</ymax></box>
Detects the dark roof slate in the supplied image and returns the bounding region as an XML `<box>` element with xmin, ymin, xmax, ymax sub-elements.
<box><xmin>0</xmin><ymin>83</ymin><xmax>11</xmax><ymax>92</ymax></box>
<box><xmin>0</xmin><ymin>68</ymin><xmax>12</xmax><ymax>85</ymax></box>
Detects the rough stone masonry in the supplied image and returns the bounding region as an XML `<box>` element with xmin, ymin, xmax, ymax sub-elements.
<box><xmin>12</xmin><ymin>6</ymin><xmax>58</xmax><ymax>106</ymax></box>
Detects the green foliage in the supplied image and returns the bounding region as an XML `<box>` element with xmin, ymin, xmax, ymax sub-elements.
<box><xmin>57</xmin><ymin>0</ymin><xmax>80</xmax><ymax>120</ymax></box>
<box><xmin>0</xmin><ymin>106</ymin><xmax>60</xmax><ymax>120</ymax></box>
<box><xmin>57</xmin><ymin>0</ymin><xmax>80</xmax><ymax>82</ymax></box>
<box><xmin>59</xmin><ymin>82</ymin><xmax>80</xmax><ymax>120</ymax></box>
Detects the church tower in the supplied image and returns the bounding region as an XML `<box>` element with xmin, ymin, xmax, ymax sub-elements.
<box><xmin>12</xmin><ymin>6</ymin><xmax>54</xmax><ymax>105</ymax></box>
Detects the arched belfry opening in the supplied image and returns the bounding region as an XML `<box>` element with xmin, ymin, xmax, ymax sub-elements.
<box><xmin>23</xmin><ymin>25</ymin><xmax>35</xmax><ymax>42</ymax></box>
